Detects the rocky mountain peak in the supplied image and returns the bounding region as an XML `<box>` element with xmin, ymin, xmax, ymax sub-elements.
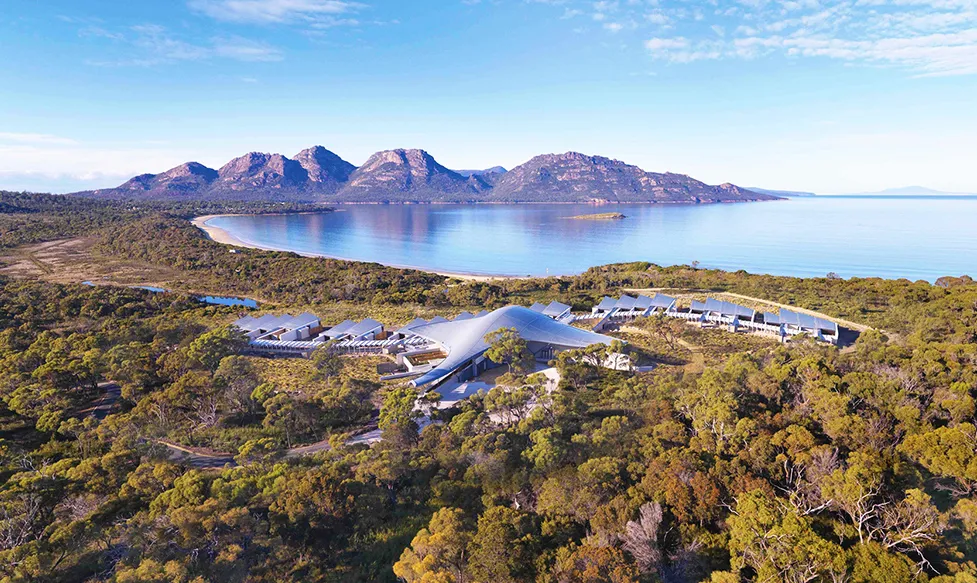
<box><xmin>293</xmin><ymin>146</ymin><xmax>355</xmax><ymax>187</ymax></box>
<box><xmin>342</xmin><ymin>148</ymin><xmax>489</xmax><ymax>201</ymax></box>
<box><xmin>115</xmin><ymin>161</ymin><xmax>218</xmax><ymax>195</ymax></box>
<box><xmin>164</xmin><ymin>162</ymin><xmax>218</xmax><ymax>180</ymax></box>
<box><xmin>215</xmin><ymin>152</ymin><xmax>308</xmax><ymax>191</ymax></box>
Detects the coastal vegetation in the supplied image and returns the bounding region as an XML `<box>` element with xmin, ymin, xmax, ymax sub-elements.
<box><xmin>0</xmin><ymin>194</ymin><xmax>976</xmax><ymax>582</ymax></box>
<box><xmin>0</xmin><ymin>190</ymin><xmax>332</xmax><ymax>251</ymax></box>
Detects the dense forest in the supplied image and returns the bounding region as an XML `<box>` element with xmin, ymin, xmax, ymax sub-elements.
<box><xmin>0</xmin><ymin>191</ymin><xmax>332</xmax><ymax>251</ymax></box>
<box><xmin>1</xmin><ymin>194</ymin><xmax>976</xmax><ymax>582</ymax></box>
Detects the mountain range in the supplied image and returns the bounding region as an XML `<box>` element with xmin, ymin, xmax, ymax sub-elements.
<box><xmin>80</xmin><ymin>147</ymin><xmax>778</xmax><ymax>204</ymax></box>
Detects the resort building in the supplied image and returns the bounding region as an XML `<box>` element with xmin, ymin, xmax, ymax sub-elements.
<box><xmin>589</xmin><ymin>294</ymin><xmax>842</xmax><ymax>344</ymax></box>
<box><xmin>232</xmin><ymin>293</ymin><xmax>843</xmax><ymax>361</ymax></box>
<box><xmin>763</xmin><ymin>309</ymin><xmax>840</xmax><ymax>343</ymax></box>
<box><xmin>392</xmin><ymin>311</ymin><xmax>489</xmax><ymax>339</ymax></box>
<box><xmin>406</xmin><ymin>305</ymin><xmax>616</xmax><ymax>388</ymax></box>
<box><xmin>690</xmin><ymin>298</ymin><xmax>758</xmax><ymax>323</ymax></box>
<box><xmin>233</xmin><ymin>313</ymin><xmax>390</xmax><ymax>354</ymax></box>
<box><xmin>318</xmin><ymin>318</ymin><xmax>384</xmax><ymax>342</ymax></box>
<box><xmin>234</xmin><ymin>312</ymin><xmax>321</xmax><ymax>341</ymax></box>
<box><xmin>591</xmin><ymin>294</ymin><xmax>677</xmax><ymax>318</ymax></box>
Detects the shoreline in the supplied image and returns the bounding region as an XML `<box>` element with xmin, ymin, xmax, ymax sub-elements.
<box><xmin>190</xmin><ymin>214</ymin><xmax>529</xmax><ymax>282</ymax></box>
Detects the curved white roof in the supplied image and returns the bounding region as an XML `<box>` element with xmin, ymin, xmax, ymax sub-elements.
<box><xmin>408</xmin><ymin>305</ymin><xmax>615</xmax><ymax>387</ymax></box>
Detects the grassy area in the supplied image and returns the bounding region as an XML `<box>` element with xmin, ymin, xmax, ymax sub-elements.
<box><xmin>247</xmin><ymin>354</ymin><xmax>392</xmax><ymax>393</ymax></box>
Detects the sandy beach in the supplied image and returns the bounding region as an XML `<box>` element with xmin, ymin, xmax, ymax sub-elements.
<box><xmin>191</xmin><ymin>215</ymin><xmax>253</xmax><ymax>248</ymax></box>
<box><xmin>190</xmin><ymin>214</ymin><xmax>525</xmax><ymax>282</ymax></box>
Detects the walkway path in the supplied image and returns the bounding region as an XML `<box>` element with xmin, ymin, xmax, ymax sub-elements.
<box><xmin>157</xmin><ymin>440</ymin><xmax>237</xmax><ymax>470</ymax></box>
<box><xmin>74</xmin><ymin>381</ymin><xmax>121</xmax><ymax>420</ymax></box>
<box><xmin>155</xmin><ymin>424</ymin><xmax>385</xmax><ymax>469</ymax></box>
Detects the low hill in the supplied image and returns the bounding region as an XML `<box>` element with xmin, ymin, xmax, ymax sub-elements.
<box><xmin>748</xmin><ymin>187</ymin><xmax>816</xmax><ymax>197</ymax></box>
<box><xmin>114</xmin><ymin>162</ymin><xmax>219</xmax><ymax>197</ymax></box>
<box><xmin>78</xmin><ymin>146</ymin><xmax>778</xmax><ymax>204</ymax></box>
<box><xmin>845</xmin><ymin>186</ymin><xmax>973</xmax><ymax>196</ymax></box>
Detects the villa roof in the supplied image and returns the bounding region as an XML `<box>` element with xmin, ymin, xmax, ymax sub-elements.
<box><xmin>252</xmin><ymin>314</ymin><xmax>294</xmax><ymax>330</ymax></box>
<box><xmin>408</xmin><ymin>305</ymin><xmax>614</xmax><ymax>387</ymax></box>
<box><xmin>542</xmin><ymin>301</ymin><xmax>572</xmax><ymax>317</ymax></box>
<box><xmin>396</xmin><ymin>317</ymin><xmax>429</xmax><ymax>335</ymax></box>
<box><xmin>615</xmin><ymin>295</ymin><xmax>637</xmax><ymax>310</ymax></box>
<box><xmin>778</xmin><ymin>309</ymin><xmax>838</xmax><ymax>333</ymax></box>
<box><xmin>704</xmin><ymin>297</ymin><xmax>756</xmax><ymax>319</ymax></box>
<box><xmin>324</xmin><ymin>319</ymin><xmax>357</xmax><ymax>337</ymax></box>
<box><xmin>282</xmin><ymin>312</ymin><xmax>319</xmax><ymax>329</ymax></box>
<box><xmin>633</xmin><ymin>295</ymin><xmax>653</xmax><ymax>310</ymax></box>
<box><xmin>650</xmin><ymin>294</ymin><xmax>676</xmax><ymax>309</ymax></box>
<box><xmin>345</xmin><ymin>318</ymin><xmax>383</xmax><ymax>338</ymax></box>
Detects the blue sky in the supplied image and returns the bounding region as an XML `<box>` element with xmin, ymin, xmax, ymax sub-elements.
<box><xmin>1</xmin><ymin>0</ymin><xmax>975</xmax><ymax>194</ymax></box>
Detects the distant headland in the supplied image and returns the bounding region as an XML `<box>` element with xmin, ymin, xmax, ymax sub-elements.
<box><xmin>566</xmin><ymin>212</ymin><xmax>627</xmax><ymax>220</ymax></box>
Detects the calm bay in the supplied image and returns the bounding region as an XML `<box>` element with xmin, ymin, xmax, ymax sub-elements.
<box><xmin>204</xmin><ymin>196</ymin><xmax>977</xmax><ymax>281</ymax></box>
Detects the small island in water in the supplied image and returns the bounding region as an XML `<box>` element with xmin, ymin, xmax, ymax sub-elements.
<box><xmin>566</xmin><ymin>212</ymin><xmax>627</xmax><ymax>220</ymax></box>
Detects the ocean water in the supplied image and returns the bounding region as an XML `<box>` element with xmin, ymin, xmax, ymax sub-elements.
<box><xmin>204</xmin><ymin>197</ymin><xmax>977</xmax><ymax>281</ymax></box>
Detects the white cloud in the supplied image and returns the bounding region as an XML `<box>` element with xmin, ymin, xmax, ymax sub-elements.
<box><xmin>212</xmin><ymin>36</ymin><xmax>284</xmax><ymax>61</ymax></box>
<box><xmin>540</xmin><ymin>0</ymin><xmax>977</xmax><ymax>76</ymax></box>
<box><xmin>188</xmin><ymin>0</ymin><xmax>365</xmax><ymax>24</ymax></box>
<box><xmin>0</xmin><ymin>141</ymin><xmax>195</xmax><ymax>192</ymax></box>
<box><xmin>594</xmin><ymin>0</ymin><xmax>619</xmax><ymax>10</ymax></box>
<box><xmin>0</xmin><ymin>133</ymin><xmax>79</xmax><ymax>146</ymax></box>
<box><xmin>645</xmin><ymin>10</ymin><xmax>670</xmax><ymax>25</ymax></box>
<box><xmin>83</xmin><ymin>25</ymin><xmax>283</xmax><ymax>65</ymax></box>
<box><xmin>645</xmin><ymin>36</ymin><xmax>689</xmax><ymax>49</ymax></box>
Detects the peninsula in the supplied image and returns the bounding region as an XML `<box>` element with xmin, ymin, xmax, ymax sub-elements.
<box><xmin>566</xmin><ymin>212</ymin><xmax>627</xmax><ymax>220</ymax></box>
